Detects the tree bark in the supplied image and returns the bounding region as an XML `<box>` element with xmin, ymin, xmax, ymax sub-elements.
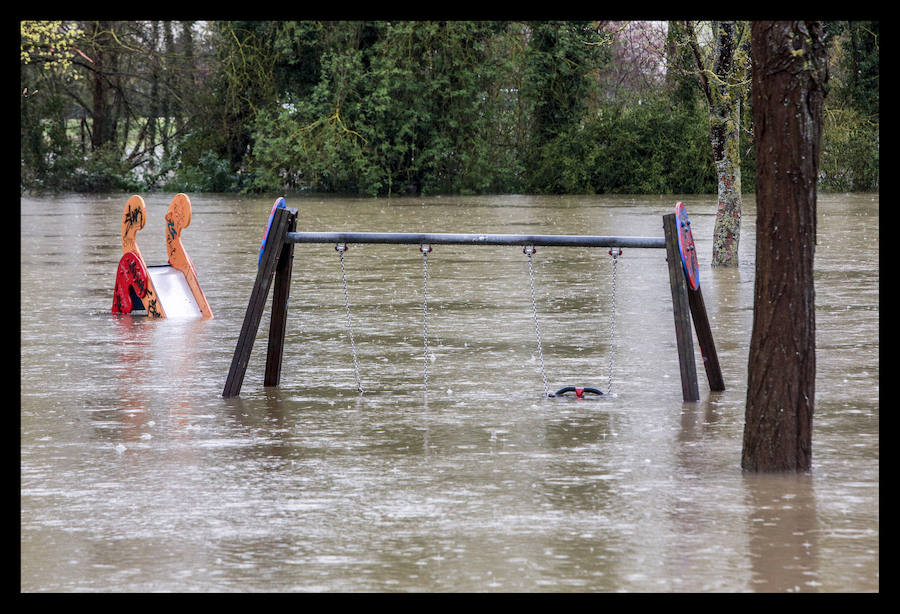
<box><xmin>89</xmin><ymin>21</ymin><xmax>112</xmax><ymax>151</ymax></box>
<box><xmin>684</xmin><ymin>21</ymin><xmax>747</xmax><ymax>268</ymax></box>
<box><xmin>147</xmin><ymin>21</ymin><xmax>161</xmax><ymax>168</ymax></box>
<box><xmin>742</xmin><ymin>21</ymin><xmax>827</xmax><ymax>472</ymax></box>
<box><xmin>162</xmin><ymin>22</ymin><xmax>175</xmax><ymax>160</ymax></box>
<box><xmin>709</xmin><ymin>21</ymin><xmax>742</xmax><ymax>267</ymax></box>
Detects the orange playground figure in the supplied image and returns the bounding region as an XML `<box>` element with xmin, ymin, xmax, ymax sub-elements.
<box><xmin>112</xmin><ymin>194</ymin><xmax>213</xmax><ymax>319</ymax></box>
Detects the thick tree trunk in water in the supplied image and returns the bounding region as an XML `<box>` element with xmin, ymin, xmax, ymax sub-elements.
<box><xmin>742</xmin><ymin>21</ymin><xmax>827</xmax><ymax>472</ymax></box>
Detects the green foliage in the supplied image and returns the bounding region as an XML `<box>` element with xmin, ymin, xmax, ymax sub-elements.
<box><xmin>244</xmin><ymin>31</ymin><xmax>373</xmax><ymax>194</ymax></box>
<box><xmin>664</xmin><ymin>21</ymin><xmax>702</xmax><ymax>109</ymax></box>
<box><xmin>20</xmin><ymin>21</ymin><xmax>85</xmax><ymax>81</ymax></box>
<box><xmin>818</xmin><ymin>20</ymin><xmax>879</xmax><ymax>191</ymax></box>
<box><xmin>21</xmin><ymin>91</ymin><xmax>142</xmax><ymax>193</ymax></box>
<box><xmin>20</xmin><ymin>86</ymin><xmax>68</xmax><ymax>192</ymax></box>
<box><xmin>521</xmin><ymin>21</ymin><xmax>609</xmax><ymax>187</ymax></box>
<box><xmin>819</xmin><ymin>107</ymin><xmax>879</xmax><ymax>191</ymax></box>
<box><xmin>245</xmin><ymin>21</ymin><xmax>527</xmax><ymax>196</ymax></box>
<box><xmin>71</xmin><ymin>146</ymin><xmax>144</xmax><ymax>192</ymax></box>
<box><xmin>19</xmin><ymin>20</ymin><xmax>877</xmax><ymax>196</ymax></box>
<box><xmin>827</xmin><ymin>21</ymin><xmax>879</xmax><ymax>119</ymax></box>
<box><xmin>172</xmin><ymin>20</ymin><xmax>280</xmax><ymax>181</ymax></box>
<box><xmin>529</xmin><ymin>95</ymin><xmax>716</xmax><ymax>194</ymax></box>
<box><xmin>164</xmin><ymin>149</ymin><xmax>240</xmax><ymax>193</ymax></box>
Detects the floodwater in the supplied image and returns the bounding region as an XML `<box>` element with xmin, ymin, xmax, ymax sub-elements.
<box><xmin>20</xmin><ymin>192</ymin><xmax>878</xmax><ymax>592</ymax></box>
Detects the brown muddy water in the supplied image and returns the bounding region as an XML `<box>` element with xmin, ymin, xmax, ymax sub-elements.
<box><xmin>20</xmin><ymin>192</ymin><xmax>878</xmax><ymax>592</ymax></box>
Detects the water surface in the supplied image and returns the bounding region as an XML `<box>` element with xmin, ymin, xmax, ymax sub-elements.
<box><xmin>20</xmin><ymin>192</ymin><xmax>878</xmax><ymax>592</ymax></box>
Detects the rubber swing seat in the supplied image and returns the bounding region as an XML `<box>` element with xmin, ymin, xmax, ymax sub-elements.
<box><xmin>552</xmin><ymin>386</ymin><xmax>604</xmax><ymax>399</ymax></box>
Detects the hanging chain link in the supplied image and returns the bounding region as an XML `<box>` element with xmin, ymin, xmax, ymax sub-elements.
<box><xmin>420</xmin><ymin>244</ymin><xmax>432</xmax><ymax>395</ymax></box>
<box><xmin>525</xmin><ymin>246</ymin><xmax>551</xmax><ymax>398</ymax></box>
<box><xmin>336</xmin><ymin>244</ymin><xmax>363</xmax><ymax>394</ymax></box>
<box><xmin>606</xmin><ymin>247</ymin><xmax>621</xmax><ymax>395</ymax></box>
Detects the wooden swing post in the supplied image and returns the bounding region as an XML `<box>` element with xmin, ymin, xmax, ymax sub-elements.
<box><xmin>223</xmin><ymin>206</ymin><xmax>298</xmax><ymax>398</ymax></box>
<box><xmin>662</xmin><ymin>212</ymin><xmax>725</xmax><ymax>401</ymax></box>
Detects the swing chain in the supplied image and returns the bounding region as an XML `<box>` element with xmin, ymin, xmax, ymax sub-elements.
<box><xmin>525</xmin><ymin>246</ymin><xmax>551</xmax><ymax>398</ymax></box>
<box><xmin>420</xmin><ymin>244</ymin><xmax>431</xmax><ymax>394</ymax></box>
<box><xmin>336</xmin><ymin>243</ymin><xmax>363</xmax><ymax>394</ymax></box>
<box><xmin>606</xmin><ymin>247</ymin><xmax>621</xmax><ymax>395</ymax></box>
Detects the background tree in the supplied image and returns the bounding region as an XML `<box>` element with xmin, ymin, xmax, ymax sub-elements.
<box><xmin>742</xmin><ymin>21</ymin><xmax>827</xmax><ymax>472</ymax></box>
<box><xmin>20</xmin><ymin>20</ymin><xmax>86</xmax><ymax>83</ymax></box>
<box><xmin>681</xmin><ymin>21</ymin><xmax>751</xmax><ymax>267</ymax></box>
<box><xmin>173</xmin><ymin>20</ymin><xmax>278</xmax><ymax>190</ymax></box>
<box><xmin>20</xmin><ymin>20</ymin><xmax>207</xmax><ymax>192</ymax></box>
<box><xmin>20</xmin><ymin>21</ymin><xmax>87</xmax><ymax>190</ymax></box>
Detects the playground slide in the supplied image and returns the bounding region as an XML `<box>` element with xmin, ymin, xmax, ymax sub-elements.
<box><xmin>112</xmin><ymin>193</ymin><xmax>212</xmax><ymax>319</ymax></box>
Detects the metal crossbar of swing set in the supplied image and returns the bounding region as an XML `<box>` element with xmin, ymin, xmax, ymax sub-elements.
<box><xmin>285</xmin><ymin>231</ymin><xmax>666</xmax><ymax>249</ymax></box>
<box><xmin>222</xmin><ymin>205</ymin><xmax>724</xmax><ymax>401</ymax></box>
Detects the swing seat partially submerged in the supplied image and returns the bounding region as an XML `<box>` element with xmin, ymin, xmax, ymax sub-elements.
<box><xmin>552</xmin><ymin>386</ymin><xmax>604</xmax><ymax>399</ymax></box>
<box><xmin>524</xmin><ymin>245</ymin><xmax>619</xmax><ymax>399</ymax></box>
<box><xmin>112</xmin><ymin>194</ymin><xmax>213</xmax><ymax>319</ymax></box>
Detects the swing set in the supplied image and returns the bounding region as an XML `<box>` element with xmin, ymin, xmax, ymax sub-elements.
<box><xmin>223</xmin><ymin>199</ymin><xmax>724</xmax><ymax>401</ymax></box>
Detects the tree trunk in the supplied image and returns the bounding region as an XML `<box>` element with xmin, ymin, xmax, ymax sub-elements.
<box><xmin>162</xmin><ymin>22</ymin><xmax>175</xmax><ymax>160</ymax></box>
<box><xmin>741</xmin><ymin>21</ymin><xmax>827</xmax><ymax>472</ymax></box>
<box><xmin>684</xmin><ymin>21</ymin><xmax>748</xmax><ymax>267</ymax></box>
<box><xmin>147</xmin><ymin>21</ymin><xmax>161</xmax><ymax>169</ymax></box>
<box><xmin>89</xmin><ymin>21</ymin><xmax>112</xmax><ymax>151</ymax></box>
<box><xmin>179</xmin><ymin>21</ymin><xmax>195</xmax><ymax>134</ymax></box>
<box><xmin>708</xmin><ymin>21</ymin><xmax>742</xmax><ymax>267</ymax></box>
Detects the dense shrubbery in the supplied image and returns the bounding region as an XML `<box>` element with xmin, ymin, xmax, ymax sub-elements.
<box><xmin>245</xmin><ymin>21</ymin><xmax>560</xmax><ymax>196</ymax></box>
<box><xmin>820</xmin><ymin>108</ymin><xmax>879</xmax><ymax>192</ymax></box>
<box><xmin>529</xmin><ymin>96</ymin><xmax>719</xmax><ymax>194</ymax></box>
<box><xmin>241</xmin><ymin>22</ymin><xmax>722</xmax><ymax>196</ymax></box>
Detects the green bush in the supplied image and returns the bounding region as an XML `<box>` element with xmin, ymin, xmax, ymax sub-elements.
<box><xmin>529</xmin><ymin>96</ymin><xmax>717</xmax><ymax>194</ymax></box>
<box><xmin>244</xmin><ymin>22</ymin><xmax>527</xmax><ymax>197</ymax></box>
<box><xmin>165</xmin><ymin>149</ymin><xmax>240</xmax><ymax>193</ymax></box>
<box><xmin>819</xmin><ymin>107</ymin><xmax>879</xmax><ymax>192</ymax></box>
<box><xmin>69</xmin><ymin>146</ymin><xmax>142</xmax><ymax>192</ymax></box>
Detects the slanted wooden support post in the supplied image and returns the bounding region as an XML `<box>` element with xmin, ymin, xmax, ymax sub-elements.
<box><xmin>687</xmin><ymin>285</ymin><xmax>725</xmax><ymax>391</ymax></box>
<box><xmin>663</xmin><ymin>213</ymin><xmax>700</xmax><ymax>401</ymax></box>
<box><xmin>223</xmin><ymin>206</ymin><xmax>298</xmax><ymax>398</ymax></box>
<box><xmin>264</xmin><ymin>210</ymin><xmax>297</xmax><ymax>387</ymax></box>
